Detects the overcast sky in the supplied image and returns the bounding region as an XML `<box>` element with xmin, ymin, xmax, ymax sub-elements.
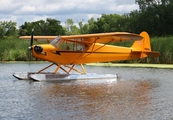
<box><xmin>0</xmin><ymin>0</ymin><xmax>139</xmax><ymax>26</ymax></box>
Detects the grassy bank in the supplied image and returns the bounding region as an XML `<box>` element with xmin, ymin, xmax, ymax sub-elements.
<box><xmin>0</xmin><ymin>38</ymin><xmax>29</xmax><ymax>61</ymax></box>
<box><xmin>151</xmin><ymin>36</ymin><xmax>173</xmax><ymax>63</ymax></box>
<box><xmin>0</xmin><ymin>36</ymin><xmax>173</xmax><ymax>64</ymax></box>
<box><xmin>87</xmin><ymin>63</ymin><xmax>173</xmax><ymax>69</ymax></box>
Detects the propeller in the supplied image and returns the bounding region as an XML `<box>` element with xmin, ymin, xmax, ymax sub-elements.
<box><xmin>29</xmin><ymin>29</ymin><xmax>34</xmax><ymax>50</ymax></box>
<box><xmin>28</xmin><ymin>29</ymin><xmax>34</xmax><ymax>64</ymax></box>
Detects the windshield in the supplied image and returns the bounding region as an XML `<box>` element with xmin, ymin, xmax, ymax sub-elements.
<box><xmin>50</xmin><ymin>36</ymin><xmax>61</xmax><ymax>47</ymax></box>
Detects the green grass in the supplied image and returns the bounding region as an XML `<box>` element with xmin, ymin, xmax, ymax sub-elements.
<box><xmin>0</xmin><ymin>38</ymin><xmax>30</xmax><ymax>61</ymax></box>
<box><xmin>151</xmin><ymin>36</ymin><xmax>173</xmax><ymax>64</ymax></box>
<box><xmin>87</xmin><ymin>63</ymin><xmax>173</xmax><ymax>68</ymax></box>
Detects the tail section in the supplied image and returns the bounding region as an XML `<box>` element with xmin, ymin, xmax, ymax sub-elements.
<box><xmin>131</xmin><ymin>31</ymin><xmax>160</xmax><ymax>58</ymax></box>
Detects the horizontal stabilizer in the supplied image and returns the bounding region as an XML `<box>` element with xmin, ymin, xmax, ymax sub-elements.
<box><xmin>146</xmin><ymin>52</ymin><xmax>160</xmax><ymax>57</ymax></box>
<box><xmin>132</xmin><ymin>50</ymin><xmax>160</xmax><ymax>57</ymax></box>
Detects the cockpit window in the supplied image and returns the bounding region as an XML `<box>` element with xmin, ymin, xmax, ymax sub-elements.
<box><xmin>60</xmin><ymin>41</ymin><xmax>84</xmax><ymax>51</ymax></box>
<box><xmin>50</xmin><ymin>36</ymin><xmax>88</xmax><ymax>52</ymax></box>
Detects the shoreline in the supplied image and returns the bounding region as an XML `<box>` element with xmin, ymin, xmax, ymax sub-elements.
<box><xmin>1</xmin><ymin>61</ymin><xmax>173</xmax><ymax>69</ymax></box>
<box><xmin>86</xmin><ymin>63</ymin><xmax>173</xmax><ymax>69</ymax></box>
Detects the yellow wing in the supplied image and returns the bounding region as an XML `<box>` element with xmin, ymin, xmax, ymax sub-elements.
<box><xmin>19</xmin><ymin>32</ymin><xmax>143</xmax><ymax>43</ymax></box>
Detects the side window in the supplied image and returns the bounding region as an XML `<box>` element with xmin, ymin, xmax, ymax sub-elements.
<box><xmin>77</xmin><ymin>43</ymin><xmax>83</xmax><ymax>51</ymax></box>
<box><xmin>59</xmin><ymin>41</ymin><xmax>73</xmax><ymax>50</ymax></box>
<box><xmin>58</xmin><ymin>40</ymin><xmax>87</xmax><ymax>51</ymax></box>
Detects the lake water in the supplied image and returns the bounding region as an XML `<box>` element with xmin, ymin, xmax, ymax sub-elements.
<box><xmin>0</xmin><ymin>62</ymin><xmax>173</xmax><ymax>120</ymax></box>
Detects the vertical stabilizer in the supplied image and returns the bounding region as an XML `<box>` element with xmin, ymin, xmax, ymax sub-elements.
<box><xmin>131</xmin><ymin>31</ymin><xmax>151</xmax><ymax>52</ymax></box>
<box><xmin>131</xmin><ymin>31</ymin><xmax>160</xmax><ymax>57</ymax></box>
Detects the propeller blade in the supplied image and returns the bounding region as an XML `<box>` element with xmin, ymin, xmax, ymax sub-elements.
<box><xmin>28</xmin><ymin>49</ymin><xmax>31</xmax><ymax>65</ymax></box>
<box><xmin>29</xmin><ymin>29</ymin><xmax>34</xmax><ymax>65</ymax></box>
<box><xmin>30</xmin><ymin>29</ymin><xmax>34</xmax><ymax>48</ymax></box>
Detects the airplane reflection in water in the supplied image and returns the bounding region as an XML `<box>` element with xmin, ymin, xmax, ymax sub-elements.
<box><xmin>42</xmin><ymin>80</ymin><xmax>154</xmax><ymax>119</ymax></box>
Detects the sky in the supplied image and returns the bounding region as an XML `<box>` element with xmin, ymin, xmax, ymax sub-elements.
<box><xmin>0</xmin><ymin>0</ymin><xmax>139</xmax><ymax>27</ymax></box>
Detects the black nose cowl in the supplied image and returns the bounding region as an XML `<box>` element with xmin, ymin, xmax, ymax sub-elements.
<box><xmin>34</xmin><ymin>45</ymin><xmax>43</xmax><ymax>54</ymax></box>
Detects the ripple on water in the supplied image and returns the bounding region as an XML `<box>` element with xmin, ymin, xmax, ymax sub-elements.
<box><xmin>0</xmin><ymin>63</ymin><xmax>173</xmax><ymax>119</ymax></box>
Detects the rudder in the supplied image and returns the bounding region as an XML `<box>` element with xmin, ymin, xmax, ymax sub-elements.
<box><xmin>131</xmin><ymin>31</ymin><xmax>151</xmax><ymax>52</ymax></box>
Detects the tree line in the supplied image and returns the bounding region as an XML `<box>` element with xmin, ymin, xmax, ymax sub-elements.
<box><xmin>1</xmin><ymin>0</ymin><xmax>173</xmax><ymax>63</ymax></box>
<box><xmin>0</xmin><ymin>0</ymin><xmax>173</xmax><ymax>39</ymax></box>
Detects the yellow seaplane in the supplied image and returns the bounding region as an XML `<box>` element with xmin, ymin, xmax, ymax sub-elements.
<box><xmin>13</xmin><ymin>31</ymin><xmax>160</xmax><ymax>83</ymax></box>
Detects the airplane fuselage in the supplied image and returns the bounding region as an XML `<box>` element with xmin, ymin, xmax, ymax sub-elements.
<box><xmin>31</xmin><ymin>43</ymin><xmax>146</xmax><ymax>65</ymax></box>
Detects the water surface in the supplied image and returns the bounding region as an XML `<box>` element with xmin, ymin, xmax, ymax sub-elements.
<box><xmin>0</xmin><ymin>62</ymin><xmax>173</xmax><ymax>120</ymax></box>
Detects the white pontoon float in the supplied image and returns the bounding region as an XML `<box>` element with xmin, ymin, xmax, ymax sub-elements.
<box><xmin>13</xmin><ymin>72</ymin><xmax>117</xmax><ymax>84</ymax></box>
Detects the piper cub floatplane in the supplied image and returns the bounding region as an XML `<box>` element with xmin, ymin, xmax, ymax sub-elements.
<box><xmin>13</xmin><ymin>31</ymin><xmax>160</xmax><ymax>83</ymax></box>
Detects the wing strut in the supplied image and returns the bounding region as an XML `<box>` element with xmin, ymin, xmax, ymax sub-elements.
<box><xmin>36</xmin><ymin>63</ymin><xmax>86</xmax><ymax>74</ymax></box>
<box><xmin>72</xmin><ymin>39</ymin><xmax>114</xmax><ymax>64</ymax></box>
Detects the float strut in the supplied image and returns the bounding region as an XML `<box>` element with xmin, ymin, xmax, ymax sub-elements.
<box><xmin>37</xmin><ymin>63</ymin><xmax>55</xmax><ymax>74</ymax></box>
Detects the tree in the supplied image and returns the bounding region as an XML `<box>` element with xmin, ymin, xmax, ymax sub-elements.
<box><xmin>46</xmin><ymin>18</ymin><xmax>65</xmax><ymax>35</ymax></box>
<box><xmin>0</xmin><ymin>21</ymin><xmax>18</xmax><ymax>39</ymax></box>
<box><xmin>19</xmin><ymin>22</ymin><xmax>33</xmax><ymax>36</ymax></box>
<box><xmin>87</xmin><ymin>14</ymin><xmax>129</xmax><ymax>33</ymax></box>
<box><xmin>135</xmin><ymin>0</ymin><xmax>173</xmax><ymax>36</ymax></box>
<box><xmin>87</xmin><ymin>17</ymin><xmax>98</xmax><ymax>33</ymax></box>
<box><xmin>19</xmin><ymin>18</ymin><xmax>65</xmax><ymax>36</ymax></box>
<box><xmin>78</xmin><ymin>19</ymin><xmax>90</xmax><ymax>34</ymax></box>
<box><xmin>64</xmin><ymin>19</ymin><xmax>80</xmax><ymax>35</ymax></box>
